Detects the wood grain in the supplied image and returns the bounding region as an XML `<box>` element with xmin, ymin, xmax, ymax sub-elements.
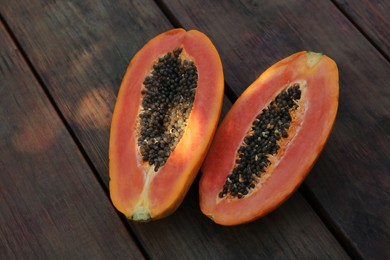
<box><xmin>160</xmin><ymin>0</ymin><xmax>390</xmax><ymax>258</ymax></box>
<box><xmin>1</xmin><ymin>0</ymin><xmax>349</xmax><ymax>258</ymax></box>
<box><xmin>333</xmin><ymin>0</ymin><xmax>390</xmax><ymax>58</ymax></box>
<box><xmin>0</xmin><ymin>24</ymin><xmax>144</xmax><ymax>259</ymax></box>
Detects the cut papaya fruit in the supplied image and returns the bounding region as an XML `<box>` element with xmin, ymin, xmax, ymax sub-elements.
<box><xmin>199</xmin><ymin>52</ymin><xmax>338</xmax><ymax>226</ymax></box>
<box><xmin>109</xmin><ymin>29</ymin><xmax>224</xmax><ymax>221</ymax></box>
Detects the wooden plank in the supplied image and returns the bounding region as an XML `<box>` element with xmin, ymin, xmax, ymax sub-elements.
<box><xmin>1</xmin><ymin>0</ymin><xmax>348</xmax><ymax>258</ymax></box>
<box><xmin>159</xmin><ymin>0</ymin><xmax>390</xmax><ymax>258</ymax></box>
<box><xmin>0</xmin><ymin>24</ymin><xmax>144</xmax><ymax>259</ymax></box>
<box><xmin>333</xmin><ymin>0</ymin><xmax>390</xmax><ymax>58</ymax></box>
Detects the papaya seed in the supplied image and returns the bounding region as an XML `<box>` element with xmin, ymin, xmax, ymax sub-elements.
<box><xmin>220</xmin><ymin>84</ymin><xmax>302</xmax><ymax>199</ymax></box>
<box><xmin>137</xmin><ymin>48</ymin><xmax>198</xmax><ymax>171</ymax></box>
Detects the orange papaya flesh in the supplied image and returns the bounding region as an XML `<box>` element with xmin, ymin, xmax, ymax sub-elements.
<box><xmin>109</xmin><ymin>29</ymin><xmax>224</xmax><ymax>221</ymax></box>
<box><xmin>199</xmin><ymin>51</ymin><xmax>339</xmax><ymax>226</ymax></box>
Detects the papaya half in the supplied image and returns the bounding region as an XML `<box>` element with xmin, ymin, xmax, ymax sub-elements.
<box><xmin>109</xmin><ymin>29</ymin><xmax>224</xmax><ymax>221</ymax></box>
<box><xmin>199</xmin><ymin>51</ymin><xmax>339</xmax><ymax>226</ymax></box>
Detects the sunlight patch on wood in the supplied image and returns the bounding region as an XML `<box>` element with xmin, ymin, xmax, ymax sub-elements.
<box><xmin>74</xmin><ymin>86</ymin><xmax>114</xmax><ymax>130</ymax></box>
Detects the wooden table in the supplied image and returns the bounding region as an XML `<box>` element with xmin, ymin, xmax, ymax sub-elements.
<box><xmin>1</xmin><ymin>1</ymin><xmax>389</xmax><ymax>259</ymax></box>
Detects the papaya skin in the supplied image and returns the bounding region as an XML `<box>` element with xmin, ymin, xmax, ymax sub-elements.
<box><xmin>109</xmin><ymin>29</ymin><xmax>224</xmax><ymax>221</ymax></box>
<box><xmin>199</xmin><ymin>51</ymin><xmax>339</xmax><ymax>226</ymax></box>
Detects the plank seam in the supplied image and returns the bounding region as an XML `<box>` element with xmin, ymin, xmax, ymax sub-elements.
<box><xmin>0</xmin><ymin>14</ymin><xmax>151</xmax><ymax>260</ymax></box>
<box><xmin>299</xmin><ymin>183</ymin><xmax>364</xmax><ymax>259</ymax></box>
<box><xmin>152</xmin><ymin>0</ymin><xmax>239</xmax><ymax>103</ymax></box>
<box><xmin>153</xmin><ymin>0</ymin><xmax>182</xmax><ymax>28</ymax></box>
<box><xmin>330</xmin><ymin>0</ymin><xmax>390</xmax><ymax>63</ymax></box>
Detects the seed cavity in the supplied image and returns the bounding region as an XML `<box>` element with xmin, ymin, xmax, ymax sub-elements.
<box><xmin>137</xmin><ymin>48</ymin><xmax>198</xmax><ymax>171</ymax></box>
<box><xmin>219</xmin><ymin>83</ymin><xmax>302</xmax><ymax>199</ymax></box>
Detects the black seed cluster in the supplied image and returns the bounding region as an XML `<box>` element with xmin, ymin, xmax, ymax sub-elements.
<box><xmin>219</xmin><ymin>84</ymin><xmax>301</xmax><ymax>199</ymax></box>
<box><xmin>138</xmin><ymin>48</ymin><xmax>198</xmax><ymax>171</ymax></box>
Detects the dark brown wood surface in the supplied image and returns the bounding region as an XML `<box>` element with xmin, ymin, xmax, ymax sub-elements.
<box><xmin>1</xmin><ymin>0</ymin><xmax>388</xmax><ymax>258</ymax></box>
<box><xmin>333</xmin><ymin>0</ymin><xmax>390</xmax><ymax>58</ymax></box>
<box><xmin>159</xmin><ymin>0</ymin><xmax>390</xmax><ymax>259</ymax></box>
<box><xmin>0</xmin><ymin>1</ymin><xmax>349</xmax><ymax>258</ymax></box>
<box><xmin>0</xmin><ymin>24</ymin><xmax>143</xmax><ymax>259</ymax></box>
